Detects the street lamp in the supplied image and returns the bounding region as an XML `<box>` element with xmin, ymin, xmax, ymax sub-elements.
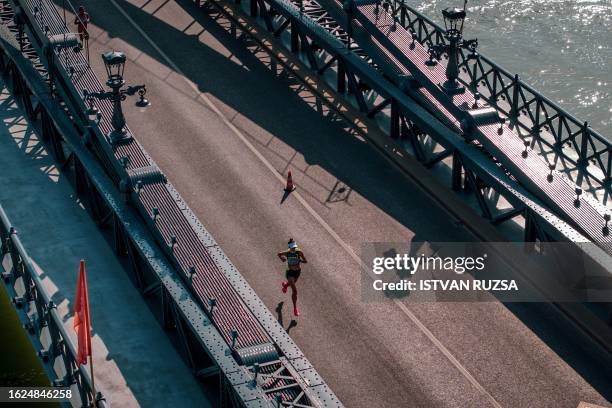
<box><xmin>83</xmin><ymin>51</ymin><xmax>150</xmax><ymax>145</ymax></box>
<box><xmin>424</xmin><ymin>2</ymin><xmax>478</xmax><ymax>95</ymax></box>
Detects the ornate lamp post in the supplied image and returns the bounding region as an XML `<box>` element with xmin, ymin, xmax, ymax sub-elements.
<box><xmin>424</xmin><ymin>2</ymin><xmax>479</xmax><ymax>95</ymax></box>
<box><xmin>83</xmin><ymin>51</ymin><xmax>150</xmax><ymax>145</ymax></box>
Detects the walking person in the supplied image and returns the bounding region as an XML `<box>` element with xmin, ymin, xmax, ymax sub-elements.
<box><xmin>74</xmin><ymin>6</ymin><xmax>90</xmax><ymax>46</ymax></box>
<box><xmin>278</xmin><ymin>238</ymin><xmax>307</xmax><ymax>317</ymax></box>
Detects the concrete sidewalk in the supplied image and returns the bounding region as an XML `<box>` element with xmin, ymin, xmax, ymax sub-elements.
<box><xmin>0</xmin><ymin>84</ymin><xmax>211</xmax><ymax>407</ymax></box>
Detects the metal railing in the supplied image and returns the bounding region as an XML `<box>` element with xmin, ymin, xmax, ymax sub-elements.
<box><xmin>30</xmin><ymin>0</ymin><xmax>90</xmax><ymax>67</ymax></box>
<box><xmin>391</xmin><ymin>0</ymin><xmax>612</xmax><ymax>200</ymax></box>
<box><xmin>0</xmin><ymin>205</ymin><xmax>107</xmax><ymax>408</ymax></box>
<box><xmin>0</xmin><ymin>23</ymin><xmax>262</xmax><ymax>405</ymax></box>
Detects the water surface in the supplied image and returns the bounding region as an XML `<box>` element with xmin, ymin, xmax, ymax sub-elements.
<box><xmin>407</xmin><ymin>0</ymin><xmax>612</xmax><ymax>137</ymax></box>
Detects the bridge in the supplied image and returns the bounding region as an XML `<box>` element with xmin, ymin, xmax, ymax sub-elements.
<box><xmin>0</xmin><ymin>80</ymin><xmax>210</xmax><ymax>406</ymax></box>
<box><xmin>0</xmin><ymin>0</ymin><xmax>611</xmax><ymax>406</ymax></box>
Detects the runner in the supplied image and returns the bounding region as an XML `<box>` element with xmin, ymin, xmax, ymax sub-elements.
<box><xmin>277</xmin><ymin>238</ymin><xmax>307</xmax><ymax>317</ymax></box>
<box><xmin>74</xmin><ymin>6</ymin><xmax>90</xmax><ymax>45</ymax></box>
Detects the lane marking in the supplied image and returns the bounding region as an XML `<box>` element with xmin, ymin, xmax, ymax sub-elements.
<box><xmin>106</xmin><ymin>1</ymin><xmax>503</xmax><ymax>406</ymax></box>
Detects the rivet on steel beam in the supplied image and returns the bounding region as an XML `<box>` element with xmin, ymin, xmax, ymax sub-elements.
<box><xmin>547</xmin><ymin>164</ymin><xmax>555</xmax><ymax>182</ymax></box>
<box><xmin>230</xmin><ymin>329</ymin><xmax>238</xmax><ymax>349</ymax></box>
<box><xmin>188</xmin><ymin>265</ymin><xmax>196</xmax><ymax>281</ymax></box>
<box><xmin>574</xmin><ymin>187</ymin><xmax>582</xmax><ymax>207</ymax></box>
<box><xmin>152</xmin><ymin>207</ymin><xmax>160</xmax><ymax>221</ymax></box>
<box><xmin>603</xmin><ymin>214</ymin><xmax>610</xmax><ymax>236</ymax></box>
<box><xmin>498</xmin><ymin>118</ymin><xmax>505</xmax><ymax>135</ymax></box>
<box><xmin>522</xmin><ymin>139</ymin><xmax>530</xmax><ymax>158</ymax></box>
<box><xmin>275</xmin><ymin>395</ymin><xmax>283</xmax><ymax>407</ymax></box>
<box><xmin>251</xmin><ymin>363</ymin><xmax>260</xmax><ymax>386</ymax></box>
<box><xmin>472</xmin><ymin>92</ymin><xmax>480</xmax><ymax>109</ymax></box>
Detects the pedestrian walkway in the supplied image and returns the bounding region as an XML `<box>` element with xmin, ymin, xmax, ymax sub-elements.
<box><xmin>0</xmin><ymin>82</ymin><xmax>212</xmax><ymax>407</ymax></box>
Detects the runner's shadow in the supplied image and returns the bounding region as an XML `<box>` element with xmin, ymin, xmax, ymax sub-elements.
<box><xmin>275</xmin><ymin>301</ymin><xmax>284</xmax><ymax>327</ymax></box>
<box><xmin>286</xmin><ymin>319</ymin><xmax>298</xmax><ymax>333</ymax></box>
<box><xmin>280</xmin><ymin>190</ymin><xmax>291</xmax><ymax>204</ymax></box>
<box><xmin>275</xmin><ymin>301</ymin><xmax>298</xmax><ymax>333</ymax></box>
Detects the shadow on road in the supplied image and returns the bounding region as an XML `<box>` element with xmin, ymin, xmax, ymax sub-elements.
<box><xmin>286</xmin><ymin>319</ymin><xmax>298</xmax><ymax>333</ymax></box>
<box><xmin>275</xmin><ymin>301</ymin><xmax>298</xmax><ymax>333</ymax></box>
<box><xmin>280</xmin><ymin>190</ymin><xmax>291</xmax><ymax>204</ymax></box>
<box><xmin>275</xmin><ymin>301</ymin><xmax>284</xmax><ymax>327</ymax></box>
<box><xmin>73</xmin><ymin>0</ymin><xmax>472</xmax><ymax>243</ymax></box>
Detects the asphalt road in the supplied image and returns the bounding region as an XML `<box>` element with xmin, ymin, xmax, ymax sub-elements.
<box><xmin>63</xmin><ymin>0</ymin><xmax>612</xmax><ymax>406</ymax></box>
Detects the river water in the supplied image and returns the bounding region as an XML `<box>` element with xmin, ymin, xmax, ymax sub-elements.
<box><xmin>0</xmin><ymin>283</ymin><xmax>50</xmax><ymax>389</ymax></box>
<box><xmin>406</xmin><ymin>0</ymin><xmax>612</xmax><ymax>138</ymax></box>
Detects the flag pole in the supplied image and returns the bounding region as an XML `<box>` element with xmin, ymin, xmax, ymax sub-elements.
<box><xmin>89</xmin><ymin>353</ymin><xmax>97</xmax><ymax>408</ymax></box>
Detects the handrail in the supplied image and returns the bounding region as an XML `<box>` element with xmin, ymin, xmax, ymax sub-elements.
<box><xmin>391</xmin><ymin>0</ymin><xmax>612</xmax><ymax>196</ymax></box>
<box><xmin>0</xmin><ymin>204</ymin><xmax>107</xmax><ymax>408</ymax></box>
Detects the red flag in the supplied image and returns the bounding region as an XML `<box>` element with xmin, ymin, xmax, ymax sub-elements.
<box><xmin>74</xmin><ymin>260</ymin><xmax>91</xmax><ymax>366</ymax></box>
